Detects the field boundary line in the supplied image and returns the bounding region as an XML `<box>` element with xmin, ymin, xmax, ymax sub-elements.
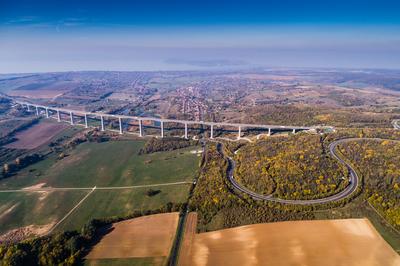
<box><xmin>0</xmin><ymin>181</ymin><xmax>192</xmax><ymax>193</ymax></box>
<box><xmin>46</xmin><ymin>186</ymin><xmax>96</xmax><ymax>235</ymax></box>
<box><xmin>367</xmin><ymin>201</ymin><xmax>400</xmax><ymax>236</ymax></box>
<box><xmin>96</xmin><ymin>181</ymin><xmax>192</xmax><ymax>190</ymax></box>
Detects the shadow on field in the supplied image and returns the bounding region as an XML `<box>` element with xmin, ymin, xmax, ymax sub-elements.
<box><xmin>79</xmin><ymin>224</ymin><xmax>115</xmax><ymax>264</ymax></box>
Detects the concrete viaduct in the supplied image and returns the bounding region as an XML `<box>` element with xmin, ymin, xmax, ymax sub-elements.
<box><xmin>16</xmin><ymin>101</ymin><xmax>315</xmax><ymax>139</ymax></box>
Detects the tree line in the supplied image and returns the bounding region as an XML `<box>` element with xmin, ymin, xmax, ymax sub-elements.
<box><xmin>0</xmin><ymin>202</ymin><xmax>184</xmax><ymax>266</ymax></box>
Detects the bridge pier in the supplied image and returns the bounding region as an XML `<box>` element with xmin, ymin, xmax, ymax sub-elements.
<box><xmin>69</xmin><ymin>111</ymin><xmax>74</xmax><ymax>125</ymax></box>
<box><xmin>45</xmin><ymin>108</ymin><xmax>49</xmax><ymax>118</ymax></box>
<box><xmin>292</xmin><ymin>129</ymin><xmax>296</xmax><ymax>134</ymax></box>
<box><xmin>57</xmin><ymin>110</ymin><xmax>61</xmax><ymax>122</ymax></box>
<box><xmin>268</xmin><ymin>128</ymin><xmax>271</xmax><ymax>136</ymax></box>
<box><xmin>210</xmin><ymin>124</ymin><xmax>214</xmax><ymax>139</ymax></box>
<box><xmin>184</xmin><ymin>123</ymin><xmax>188</xmax><ymax>139</ymax></box>
<box><xmin>119</xmin><ymin>117</ymin><xmax>123</xmax><ymax>134</ymax></box>
<box><xmin>100</xmin><ymin>116</ymin><xmax>104</xmax><ymax>131</ymax></box>
<box><xmin>238</xmin><ymin>126</ymin><xmax>241</xmax><ymax>139</ymax></box>
<box><xmin>84</xmin><ymin>114</ymin><xmax>88</xmax><ymax>128</ymax></box>
<box><xmin>139</xmin><ymin>119</ymin><xmax>143</xmax><ymax>137</ymax></box>
<box><xmin>160</xmin><ymin>121</ymin><xmax>164</xmax><ymax>138</ymax></box>
<box><xmin>27</xmin><ymin>105</ymin><xmax>30</xmax><ymax>112</ymax></box>
<box><xmin>35</xmin><ymin>106</ymin><xmax>39</xmax><ymax>116</ymax></box>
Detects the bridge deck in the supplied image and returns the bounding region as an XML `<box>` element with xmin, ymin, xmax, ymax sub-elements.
<box><xmin>17</xmin><ymin>101</ymin><xmax>314</xmax><ymax>130</ymax></box>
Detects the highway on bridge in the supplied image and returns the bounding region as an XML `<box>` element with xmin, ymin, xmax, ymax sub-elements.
<box><xmin>13</xmin><ymin>100</ymin><xmax>314</xmax><ymax>131</ymax></box>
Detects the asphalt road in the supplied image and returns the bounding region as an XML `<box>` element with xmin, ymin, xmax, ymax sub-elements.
<box><xmin>221</xmin><ymin>126</ymin><xmax>400</xmax><ymax>205</ymax></box>
<box><xmin>394</xmin><ymin>120</ymin><xmax>400</xmax><ymax>130</ymax></box>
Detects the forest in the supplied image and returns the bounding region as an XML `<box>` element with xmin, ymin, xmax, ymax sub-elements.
<box><xmin>248</xmin><ymin>104</ymin><xmax>399</xmax><ymax>128</ymax></box>
<box><xmin>234</xmin><ymin>134</ymin><xmax>348</xmax><ymax>200</ymax></box>
<box><xmin>138</xmin><ymin>137</ymin><xmax>198</xmax><ymax>154</ymax></box>
<box><xmin>339</xmin><ymin>139</ymin><xmax>400</xmax><ymax>229</ymax></box>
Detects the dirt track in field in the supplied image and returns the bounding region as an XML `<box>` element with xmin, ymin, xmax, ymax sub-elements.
<box><xmin>86</xmin><ymin>213</ymin><xmax>179</xmax><ymax>260</ymax></box>
<box><xmin>5</xmin><ymin>121</ymin><xmax>68</xmax><ymax>149</ymax></box>
<box><xmin>184</xmin><ymin>218</ymin><xmax>400</xmax><ymax>266</ymax></box>
<box><xmin>178</xmin><ymin>212</ymin><xmax>198</xmax><ymax>266</ymax></box>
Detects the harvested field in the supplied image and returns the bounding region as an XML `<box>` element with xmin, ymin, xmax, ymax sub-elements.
<box><xmin>8</xmin><ymin>89</ymin><xmax>67</xmax><ymax>99</ymax></box>
<box><xmin>5</xmin><ymin>121</ymin><xmax>68</xmax><ymax>149</ymax></box>
<box><xmin>86</xmin><ymin>213</ymin><xmax>179</xmax><ymax>260</ymax></box>
<box><xmin>185</xmin><ymin>218</ymin><xmax>400</xmax><ymax>266</ymax></box>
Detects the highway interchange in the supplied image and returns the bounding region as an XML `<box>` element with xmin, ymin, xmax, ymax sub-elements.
<box><xmin>221</xmin><ymin>121</ymin><xmax>400</xmax><ymax>205</ymax></box>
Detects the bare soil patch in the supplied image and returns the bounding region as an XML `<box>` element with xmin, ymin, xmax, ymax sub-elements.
<box><xmin>0</xmin><ymin>222</ymin><xmax>54</xmax><ymax>244</ymax></box>
<box><xmin>8</xmin><ymin>81</ymin><xmax>77</xmax><ymax>99</ymax></box>
<box><xmin>86</xmin><ymin>213</ymin><xmax>179</xmax><ymax>259</ymax></box>
<box><xmin>5</xmin><ymin>121</ymin><xmax>68</xmax><ymax>149</ymax></box>
<box><xmin>185</xmin><ymin>218</ymin><xmax>400</xmax><ymax>266</ymax></box>
<box><xmin>22</xmin><ymin>183</ymin><xmax>47</xmax><ymax>190</ymax></box>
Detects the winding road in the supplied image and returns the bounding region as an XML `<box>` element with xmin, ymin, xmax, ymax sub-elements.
<box><xmin>394</xmin><ymin>120</ymin><xmax>400</xmax><ymax>130</ymax></box>
<box><xmin>221</xmin><ymin>122</ymin><xmax>400</xmax><ymax>205</ymax></box>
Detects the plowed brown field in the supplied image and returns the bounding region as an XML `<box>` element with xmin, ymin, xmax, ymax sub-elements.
<box><xmin>5</xmin><ymin>121</ymin><xmax>68</xmax><ymax>149</ymax></box>
<box><xmin>184</xmin><ymin>218</ymin><xmax>400</xmax><ymax>266</ymax></box>
<box><xmin>86</xmin><ymin>212</ymin><xmax>179</xmax><ymax>260</ymax></box>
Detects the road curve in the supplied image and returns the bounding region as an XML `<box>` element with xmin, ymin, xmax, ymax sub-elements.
<box><xmin>221</xmin><ymin>125</ymin><xmax>400</xmax><ymax>205</ymax></box>
<box><xmin>393</xmin><ymin>120</ymin><xmax>400</xmax><ymax>130</ymax></box>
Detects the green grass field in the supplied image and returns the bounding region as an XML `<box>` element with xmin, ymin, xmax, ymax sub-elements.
<box><xmin>0</xmin><ymin>139</ymin><xmax>200</xmax><ymax>236</ymax></box>
<box><xmin>0</xmin><ymin>190</ymin><xmax>87</xmax><ymax>235</ymax></box>
<box><xmin>0</xmin><ymin>140</ymin><xmax>200</xmax><ymax>189</ymax></box>
<box><xmin>57</xmin><ymin>184</ymin><xmax>191</xmax><ymax>232</ymax></box>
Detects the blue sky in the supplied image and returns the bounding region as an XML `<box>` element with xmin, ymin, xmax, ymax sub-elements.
<box><xmin>1</xmin><ymin>0</ymin><xmax>400</xmax><ymax>73</ymax></box>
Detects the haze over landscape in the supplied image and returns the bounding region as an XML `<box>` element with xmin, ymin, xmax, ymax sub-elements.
<box><xmin>1</xmin><ymin>0</ymin><xmax>400</xmax><ymax>72</ymax></box>
<box><xmin>1</xmin><ymin>1</ymin><xmax>400</xmax><ymax>266</ymax></box>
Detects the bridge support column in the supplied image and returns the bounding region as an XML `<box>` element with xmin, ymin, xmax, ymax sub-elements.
<box><xmin>84</xmin><ymin>114</ymin><xmax>88</xmax><ymax>128</ymax></box>
<box><xmin>45</xmin><ymin>108</ymin><xmax>49</xmax><ymax>118</ymax></box>
<box><xmin>210</xmin><ymin>124</ymin><xmax>214</xmax><ymax>139</ymax></box>
<box><xmin>57</xmin><ymin>110</ymin><xmax>61</xmax><ymax>122</ymax></box>
<box><xmin>35</xmin><ymin>106</ymin><xmax>39</xmax><ymax>116</ymax></box>
<box><xmin>27</xmin><ymin>105</ymin><xmax>30</xmax><ymax>112</ymax></box>
<box><xmin>70</xmin><ymin>112</ymin><xmax>74</xmax><ymax>125</ymax></box>
<box><xmin>268</xmin><ymin>128</ymin><xmax>271</xmax><ymax>136</ymax></box>
<box><xmin>184</xmin><ymin>123</ymin><xmax>188</xmax><ymax>139</ymax></box>
<box><xmin>119</xmin><ymin>117</ymin><xmax>123</xmax><ymax>134</ymax></box>
<box><xmin>139</xmin><ymin>119</ymin><xmax>143</xmax><ymax>137</ymax></box>
<box><xmin>292</xmin><ymin>129</ymin><xmax>296</xmax><ymax>134</ymax></box>
<box><xmin>100</xmin><ymin>116</ymin><xmax>104</xmax><ymax>131</ymax></box>
<box><xmin>160</xmin><ymin>121</ymin><xmax>164</xmax><ymax>138</ymax></box>
<box><xmin>238</xmin><ymin>126</ymin><xmax>241</xmax><ymax>139</ymax></box>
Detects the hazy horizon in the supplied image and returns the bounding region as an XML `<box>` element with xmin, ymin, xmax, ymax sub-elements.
<box><xmin>1</xmin><ymin>0</ymin><xmax>400</xmax><ymax>73</ymax></box>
